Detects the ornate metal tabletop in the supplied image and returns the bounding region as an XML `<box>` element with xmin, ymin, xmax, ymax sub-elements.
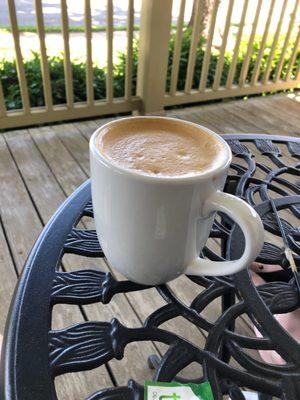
<box><xmin>1</xmin><ymin>134</ymin><xmax>300</xmax><ymax>400</ymax></box>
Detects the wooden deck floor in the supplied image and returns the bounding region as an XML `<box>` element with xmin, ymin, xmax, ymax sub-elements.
<box><xmin>0</xmin><ymin>94</ymin><xmax>299</xmax><ymax>399</ymax></box>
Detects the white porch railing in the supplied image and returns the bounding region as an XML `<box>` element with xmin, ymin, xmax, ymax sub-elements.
<box><xmin>0</xmin><ymin>0</ymin><xmax>299</xmax><ymax>129</ymax></box>
<box><xmin>160</xmin><ymin>0</ymin><xmax>300</xmax><ymax>109</ymax></box>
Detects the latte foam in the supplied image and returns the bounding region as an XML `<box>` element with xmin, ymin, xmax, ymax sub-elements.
<box><xmin>96</xmin><ymin>118</ymin><xmax>226</xmax><ymax>177</ymax></box>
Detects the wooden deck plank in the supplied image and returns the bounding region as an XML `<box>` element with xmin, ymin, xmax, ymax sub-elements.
<box><xmin>51</xmin><ymin>123</ymin><xmax>90</xmax><ymax>175</ymax></box>
<box><xmin>177</xmin><ymin>108</ymin><xmax>253</xmax><ymax>134</ymax></box>
<box><xmin>60</xmin><ymin>255</ymin><xmax>162</xmax><ymax>384</ymax></box>
<box><xmin>180</xmin><ymin>108</ymin><xmax>258</xmax><ymax>136</ymax></box>
<box><xmin>75</xmin><ymin>117</ymin><xmax>119</xmax><ymax>141</ymax></box>
<box><xmin>219</xmin><ymin>97</ymin><xmax>299</xmax><ymax>136</ymax></box>
<box><xmin>56</xmin><ymin>116</ymin><xmax>262</xmax><ymax>341</ymax></box>
<box><xmin>168</xmin><ymin>106</ymin><xmax>281</xmax><ymax>345</ymax></box>
<box><xmin>268</xmin><ymin>95</ymin><xmax>300</xmax><ymax>117</ymax></box>
<box><xmin>50</xmin><ymin>122</ymin><xmax>212</xmax><ymax>379</ymax></box>
<box><xmin>1</xmin><ymin>94</ymin><xmax>300</xmax><ymax>391</ymax></box>
<box><xmin>249</xmin><ymin>97</ymin><xmax>300</xmax><ymax>130</ymax></box>
<box><xmin>54</xmin><ymin>368</ymin><xmax>113</xmax><ymax>400</ymax></box>
<box><xmin>12</xmin><ymin>127</ymin><xmax>160</xmax><ymax>385</ymax></box>
<box><xmin>50</xmin><ymin>122</ymin><xmax>213</xmax><ymax>378</ymax></box>
<box><xmin>0</xmin><ymin>220</ymin><xmax>18</xmax><ymax>335</ymax></box>
<box><xmin>213</xmin><ymin>109</ymin><xmax>267</xmax><ymax>134</ymax></box>
<box><xmin>234</xmin><ymin>102</ymin><xmax>300</xmax><ymax>137</ymax></box>
<box><xmin>29</xmin><ymin>126</ymin><xmax>87</xmax><ymax>194</ymax></box>
<box><xmin>51</xmin><ymin>118</ymin><xmax>259</xmax><ymax>365</ymax></box>
<box><xmin>0</xmin><ymin>134</ymin><xmax>42</xmax><ymax>273</ymax></box>
<box><xmin>209</xmin><ymin>101</ymin><xmax>273</xmax><ymax>133</ymax></box>
<box><xmin>218</xmin><ymin>105</ymin><xmax>284</xmax><ymax>135</ymax></box>
<box><xmin>0</xmin><ymin>133</ymin><xmax>113</xmax><ymax>399</ymax></box>
<box><xmin>172</xmin><ymin>94</ymin><xmax>300</xmax><ymax>137</ymax></box>
<box><xmin>75</xmin><ymin>119</ymin><xmax>102</xmax><ymax>141</ymax></box>
<box><xmin>169</xmin><ymin>100</ymin><xmax>269</xmax><ymax>134</ymax></box>
<box><xmin>173</xmin><ymin>110</ymin><xmax>227</xmax><ymax>132</ymax></box>
<box><xmin>53</xmin><ymin>120</ymin><xmax>257</xmax><ymax>364</ymax></box>
<box><xmin>4</xmin><ymin>130</ymin><xmax>64</xmax><ymax>222</ymax></box>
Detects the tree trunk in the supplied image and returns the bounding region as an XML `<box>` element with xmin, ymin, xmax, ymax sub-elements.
<box><xmin>187</xmin><ymin>0</ymin><xmax>211</xmax><ymax>37</ymax></box>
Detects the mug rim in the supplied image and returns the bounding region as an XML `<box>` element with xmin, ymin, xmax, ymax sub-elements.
<box><xmin>89</xmin><ymin>116</ymin><xmax>232</xmax><ymax>184</ymax></box>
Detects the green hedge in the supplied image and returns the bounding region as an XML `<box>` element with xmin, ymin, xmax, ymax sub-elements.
<box><xmin>166</xmin><ymin>29</ymin><xmax>299</xmax><ymax>91</ymax></box>
<box><xmin>0</xmin><ymin>29</ymin><xmax>299</xmax><ymax>110</ymax></box>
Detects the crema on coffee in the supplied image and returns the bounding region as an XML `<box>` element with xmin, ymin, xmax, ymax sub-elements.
<box><xmin>96</xmin><ymin>118</ymin><xmax>226</xmax><ymax>177</ymax></box>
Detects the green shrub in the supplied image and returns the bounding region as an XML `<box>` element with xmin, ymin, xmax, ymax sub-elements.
<box><xmin>0</xmin><ymin>31</ymin><xmax>299</xmax><ymax>111</ymax></box>
<box><xmin>166</xmin><ymin>28</ymin><xmax>299</xmax><ymax>91</ymax></box>
<box><xmin>0</xmin><ymin>59</ymin><xmax>22</xmax><ymax>110</ymax></box>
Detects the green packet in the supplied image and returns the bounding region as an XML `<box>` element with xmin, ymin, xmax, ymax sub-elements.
<box><xmin>145</xmin><ymin>380</ymin><xmax>214</xmax><ymax>400</ymax></box>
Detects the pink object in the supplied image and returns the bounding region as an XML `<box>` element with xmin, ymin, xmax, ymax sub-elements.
<box><xmin>251</xmin><ymin>263</ymin><xmax>300</xmax><ymax>365</ymax></box>
<box><xmin>0</xmin><ymin>335</ymin><xmax>2</xmax><ymax>359</ymax></box>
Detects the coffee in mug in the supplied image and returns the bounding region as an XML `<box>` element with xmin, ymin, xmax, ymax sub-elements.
<box><xmin>96</xmin><ymin>117</ymin><xmax>226</xmax><ymax>177</ymax></box>
<box><xmin>90</xmin><ymin>117</ymin><xmax>264</xmax><ymax>285</ymax></box>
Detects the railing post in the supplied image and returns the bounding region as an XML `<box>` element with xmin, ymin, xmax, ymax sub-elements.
<box><xmin>136</xmin><ymin>0</ymin><xmax>172</xmax><ymax>115</ymax></box>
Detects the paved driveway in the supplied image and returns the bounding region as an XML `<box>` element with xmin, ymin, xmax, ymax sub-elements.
<box><xmin>0</xmin><ymin>0</ymin><xmax>141</xmax><ymax>26</ymax></box>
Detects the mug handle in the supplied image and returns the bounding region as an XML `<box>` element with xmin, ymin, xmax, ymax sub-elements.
<box><xmin>185</xmin><ymin>191</ymin><xmax>264</xmax><ymax>276</ymax></box>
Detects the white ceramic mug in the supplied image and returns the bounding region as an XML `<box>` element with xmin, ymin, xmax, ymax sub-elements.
<box><xmin>90</xmin><ymin>117</ymin><xmax>264</xmax><ymax>285</ymax></box>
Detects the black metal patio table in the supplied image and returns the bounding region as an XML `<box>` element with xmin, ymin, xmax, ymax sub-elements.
<box><xmin>1</xmin><ymin>134</ymin><xmax>300</xmax><ymax>400</ymax></box>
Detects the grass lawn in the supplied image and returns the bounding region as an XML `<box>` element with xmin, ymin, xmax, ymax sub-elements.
<box><xmin>0</xmin><ymin>24</ymin><xmax>140</xmax><ymax>33</ymax></box>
